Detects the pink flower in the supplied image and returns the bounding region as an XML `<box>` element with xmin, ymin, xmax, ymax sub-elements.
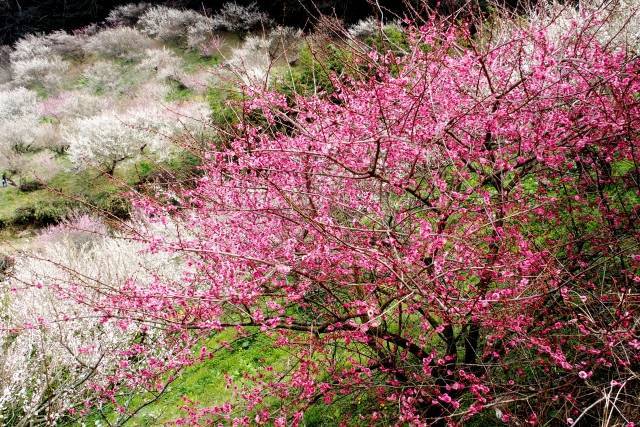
<box><xmin>578</xmin><ymin>371</ymin><xmax>592</xmax><ymax>380</ymax></box>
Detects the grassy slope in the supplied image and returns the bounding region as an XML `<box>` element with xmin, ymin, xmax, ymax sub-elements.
<box><xmin>0</xmin><ymin>33</ymin><xmax>293</xmax><ymax>425</ymax></box>
<box><xmin>1</xmin><ymin>33</ymin><xmax>362</xmax><ymax>426</ymax></box>
<box><xmin>81</xmin><ymin>330</ymin><xmax>291</xmax><ymax>426</ymax></box>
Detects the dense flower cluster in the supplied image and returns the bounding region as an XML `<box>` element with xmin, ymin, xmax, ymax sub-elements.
<box><xmin>138</xmin><ymin>6</ymin><xmax>213</xmax><ymax>44</ymax></box>
<box><xmin>84</xmin><ymin>27</ymin><xmax>154</xmax><ymax>60</ymax></box>
<box><xmin>106</xmin><ymin>2</ymin><xmax>151</xmax><ymax>27</ymax></box>
<box><xmin>3</xmin><ymin>1</ymin><xmax>639</xmax><ymax>426</ymax></box>
<box><xmin>0</xmin><ymin>216</ymin><xmax>182</xmax><ymax>425</ymax></box>
<box><xmin>211</xmin><ymin>2</ymin><xmax>272</xmax><ymax>33</ymax></box>
<box><xmin>80</xmin><ymin>10</ymin><xmax>639</xmax><ymax>425</ymax></box>
<box><xmin>64</xmin><ymin>102</ymin><xmax>209</xmax><ymax>174</ymax></box>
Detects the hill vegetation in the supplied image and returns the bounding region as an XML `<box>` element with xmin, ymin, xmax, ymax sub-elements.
<box><xmin>1</xmin><ymin>1</ymin><xmax>640</xmax><ymax>426</ymax></box>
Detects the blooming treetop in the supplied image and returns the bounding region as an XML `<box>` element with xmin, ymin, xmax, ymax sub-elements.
<box><xmin>36</xmin><ymin>8</ymin><xmax>640</xmax><ymax>426</ymax></box>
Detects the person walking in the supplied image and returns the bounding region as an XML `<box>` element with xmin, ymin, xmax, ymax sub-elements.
<box><xmin>2</xmin><ymin>173</ymin><xmax>7</xmax><ymax>188</ymax></box>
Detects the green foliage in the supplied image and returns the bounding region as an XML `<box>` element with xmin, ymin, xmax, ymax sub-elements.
<box><xmin>207</xmin><ymin>86</ymin><xmax>243</xmax><ymax>128</ymax></box>
<box><xmin>83</xmin><ymin>329</ymin><xmax>289</xmax><ymax>426</ymax></box>
<box><xmin>136</xmin><ymin>159</ymin><xmax>154</xmax><ymax>179</ymax></box>
<box><xmin>304</xmin><ymin>394</ymin><xmax>379</xmax><ymax>426</ymax></box>
<box><xmin>12</xmin><ymin>199</ymin><xmax>70</xmax><ymax>227</ymax></box>
<box><xmin>165</xmin><ymin>78</ymin><xmax>195</xmax><ymax>102</ymax></box>
<box><xmin>365</xmin><ymin>25</ymin><xmax>409</xmax><ymax>53</ymax></box>
<box><xmin>276</xmin><ymin>43</ymin><xmax>352</xmax><ymax>96</ymax></box>
<box><xmin>39</xmin><ymin>116</ymin><xmax>58</xmax><ymax>124</ymax></box>
<box><xmin>93</xmin><ymin>192</ymin><xmax>131</xmax><ymax>219</ymax></box>
<box><xmin>0</xmin><ymin>149</ymin><xmax>210</xmax><ymax>236</ymax></box>
<box><xmin>18</xmin><ymin>179</ymin><xmax>44</xmax><ymax>192</ymax></box>
<box><xmin>178</xmin><ymin>48</ymin><xmax>221</xmax><ymax>73</ymax></box>
<box><xmin>165</xmin><ymin>151</ymin><xmax>202</xmax><ymax>180</ymax></box>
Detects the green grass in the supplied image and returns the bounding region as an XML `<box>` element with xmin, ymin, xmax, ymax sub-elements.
<box><xmin>81</xmin><ymin>329</ymin><xmax>290</xmax><ymax>426</ymax></box>
<box><xmin>179</xmin><ymin>50</ymin><xmax>221</xmax><ymax>73</ymax></box>
<box><xmin>168</xmin><ymin>32</ymin><xmax>242</xmax><ymax>74</ymax></box>
<box><xmin>165</xmin><ymin>79</ymin><xmax>196</xmax><ymax>102</ymax></box>
<box><xmin>0</xmin><ymin>152</ymin><xmax>201</xmax><ymax>234</ymax></box>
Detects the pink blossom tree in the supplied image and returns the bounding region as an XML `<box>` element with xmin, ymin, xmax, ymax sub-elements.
<box><xmin>29</xmin><ymin>7</ymin><xmax>640</xmax><ymax>426</ymax></box>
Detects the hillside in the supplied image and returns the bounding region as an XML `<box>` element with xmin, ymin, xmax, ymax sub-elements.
<box><xmin>1</xmin><ymin>1</ymin><xmax>640</xmax><ymax>426</ymax></box>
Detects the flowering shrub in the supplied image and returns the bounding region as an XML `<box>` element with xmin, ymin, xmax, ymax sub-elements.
<box><xmin>225</xmin><ymin>35</ymin><xmax>271</xmax><ymax>85</ymax></box>
<box><xmin>0</xmin><ymin>86</ymin><xmax>37</xmax><ymax>119</ymax></box>
<box><xmin>9</xmin><ymin>33</ymin><xmax>78</xmax><ymax>88</ymax></box>
<box><xmin>0</xmin><ymin>143</ymin><xmax>26</xmax><ymax>175</ymax></box>
<box><xmin>11</xmin><ymin>55</ymin><xmax>69</xmax><ymax>89</ymax></box>
<box><xmin>348</xmin><ymin>16</ymin><xmax>379</xmax><ymax>39</ymax></box>
<box><xmin>10</xmin><ymin>34</ymin><xmax>53</xmax><ymax>63</ymax></box>
<box><xmin>84</xmin><ymin>27</ymin><xmax>154</xmax><ymax>60</ymax></box>
<box><xmin>138</xmin><ymin>6</ymin><xmax>212</xmax><ymax>44</ymax></box>
<box><xmin>52</xmin><ymin>9</ymin><xmax>640</xmax><ymax>425</ymax></box>
<box><xmin>524</xmin><ymin>0</ymin><xmax>640</xmax><ymax>52</ymax></box>
<box><xmin>0</xmin><ymin>87</ymin><xmax>53</xmax><ymax>153</ymax></box>
<box><xmin>0</xmin><ymin>218</ymin><xmax>180</xmax><ymax>425</ymax></box>
<box><xmin>106</xmin><ymin>2</ymin><xmax>151</xmax><ymax>27</ymax></box>
<box><xmin>36</xmin><ymin>90</ymin><xmax>108</xmax><ymax>121</ymax></box>
<box><xmin>65</xmin><ymin>102</ymin><xmax>209</xmax><ymax>173</ymax></box>
<box><xmin>137</xmin><ymin>48</ymin><xmax>184</xmax><ymax>80</ymax></box>
<box><xmin>64</xmin><ymin>112</ymin><xmax>147</xmax><ymax>174</ymax></box>
<box><xmin>80</xmin><ymin>60</ymin><xmax>126</xmax><ymax>95</ymax></box>
<box><xmin>19</xmin><ymin>150</ymin><xmax>62</xmax><ymax>183</ymax></box>
<box><xmin>191</xmin><ymin>33</ymin><xmax>224</xmax><ymax>57</ymax></box>
<box><xmin>79</xmin><ymin>60</ymin><xmax>153</xmax><ymax>96</ymax></box>
<box><xmin>45</xmin><ymin>30</ymin><xmax>86</xmax><ymax>58</ymax></box>
<box><xmin>186</xmin><ymin>18</ymin><xmax>220</xmax><ymax>55</ymax></box>
<box><xmin>211</xmin><ymin>2</ymin><xmax>272</xmax><ymax>33</ymax></box>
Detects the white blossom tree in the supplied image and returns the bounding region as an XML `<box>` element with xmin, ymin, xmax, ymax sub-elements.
<box><xmin>0</xmin><ymin>216</ymin><xmax>181</xmax><ymax>425</ymax></box>
<box><xmin>64</xmin><ymin>112</ymin><xmax>147</xmax><ymax>175</ymax></box>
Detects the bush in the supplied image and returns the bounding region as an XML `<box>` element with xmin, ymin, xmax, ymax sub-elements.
<box><xmin>0</xmin><ymin>117</ymin><xmax>38</xmax><ymax>152</ymax></box>
<box><xmin>64</xmin><ymin>111</ymin><xmax>145</xmax><ymax>174</ymax></box>
<box><xmin>18</xmin><ymin>150</ymin><xmax>63</xmax><ymax>184</ymax></box>
<box><xmin>0</xmin><ymin>87</ymin><xmax>37</xmax><ymax>119</ymax></box>
<box><xmin>225</xmin><ymin>35</ymin><xmax>271</xmax><ymax>85</ymax></box>
<box><xmin>10</xmin><ymin>34</ymin><xmax>52</xmax><ymax>63</ymax></box>
<box><xmin>18</xmin><ymin>179</ymin><xmax>44</xmax><ymax>192</ymax></box>
<box><xmin>84</xmin><ymin>27</ymin><xmax>154</xmax><ymax>61</ymax></box>
<box><xmin>207</xmin><ymin>86</ymin><xmax>242</xmax><ymax>128</ymax></box>
<box><xmin>0</xmin><ymin>144</ymin><xmax>26</xmax><ymax>176</ymax></box>
<box><xmin>79</xmin><ymin>61</ymin><xmax>123</xmax><ymax>94</ymax></box>
<box><xmin>12</xmin><ymin>200</ymin><xmax>70</xmax><ymax>227</ymax></box>
<box><xmin>11</xmin><ymin>55</ymin><xmax>69</xmax><ymax>89</ymax></box>
<box><xmin>211</xmin><ymin>2</ymin><xmax>272</xmax><ymax>33</ymax></box>
<box><xmin>93</xmin><ymin>192</ymin><xmax>131</xmax><ymax>219</ymax></box>
<box><xmin>106</xmin><ymin>2</ymin><xmax>152</xmax><ymax>27</ymax></box>
<box><xmin>348</xmin><ymin>17</ymin><xmax>378</xmax><ymax>40</ymax></box>
<box><xmin>45</xmin><ymin>30</ymin><xmax>86</xmax><ymax>59</ymax></box>
<box><xmin>138</xmin><ymin>6</ymin><xmax>211</xmax><ymax>44</ymax></box>
<box><xmin>186</xmin><ymin>17</ymin><xmax>219</xmax><ymax>54</ymax></box>
<box><xmin>0</xmin><ymin>87</ymin><xmax>58</xmax><ymax>154</ymax></box>
<box><xmin>0</xmin><ymin>224</ymin><xmax>178</xmax><ymax>424</ymax></box>
<box><xmin>275</xmin><ymin>42</ymin><xmax>351</xmax><ymax>96</ymax></box>
<box><xmin>36</xmin><ymin>90</ymin><xmax>108</xmax><ymax>121</ymax></box>
<box><xmin>9</xmin><ymin>32</ymin><xmax>82</xmax><ymax>84</ymax></box>
<box><xmin>125</xmin><ymin>15</ymin><xmax>640</xmax><ymax>425</ymax></box>
<box><xmin>523</xmin><ymin>0</ymin><xmax>640</xmax><ymax>53</ymax></box>
<box><xmin>365</xmin><ymin>23</ymin><xmax>408</xmax><ymax>53</ymax></box>
<box><xmin>137</xmin><ymin>48</ymin><xmax>184</xmax><ymax>80</ymax></box>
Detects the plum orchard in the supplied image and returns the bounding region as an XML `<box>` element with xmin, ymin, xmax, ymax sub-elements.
<box><xmin>52</xmin><ymin>11</ymin><xmax>640</xmax><ymax>426</ymax></box>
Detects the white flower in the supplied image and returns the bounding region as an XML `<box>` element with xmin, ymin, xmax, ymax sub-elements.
<box><xmin>84</xmin><ymin>27</ymin><xmax>153</xmax><ymax>60</ymax></box>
